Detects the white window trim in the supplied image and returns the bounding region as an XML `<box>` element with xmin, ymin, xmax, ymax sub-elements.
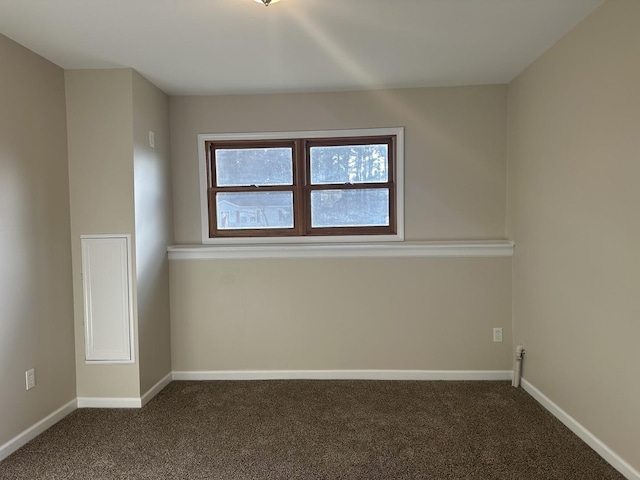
<box><xmin>198</xmin><ymin>127</ymin><xmax>405</xmax><ymax>245</ymax></box>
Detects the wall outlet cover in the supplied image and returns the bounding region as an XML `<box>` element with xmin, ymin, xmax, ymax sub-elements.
<box><xmin>493</xmin><ymin>328</ymin><xmax>503</xmax><ymax>342</ymax></box>
<box><xmin>25</xmin><ymin>369</ymin><xmax>36</xmax><ymax>390</ymax></box>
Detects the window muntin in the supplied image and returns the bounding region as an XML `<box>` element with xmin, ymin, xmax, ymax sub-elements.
<box><xmin>202</xmin><ymin>129</ymin><xmax>403</xmax><ymax>242</ymax></box>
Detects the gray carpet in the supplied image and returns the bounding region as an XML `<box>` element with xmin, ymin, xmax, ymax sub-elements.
<box><xmin>0</xmin><ymin>381</ymin><xmax>624</xmax><ymax>479</ymax></box>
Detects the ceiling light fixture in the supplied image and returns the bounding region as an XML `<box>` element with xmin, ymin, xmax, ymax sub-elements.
<box><xmin>254</xmin><ymin>0</ymin><xmax>280</xmax><ymax>6</ymax></box>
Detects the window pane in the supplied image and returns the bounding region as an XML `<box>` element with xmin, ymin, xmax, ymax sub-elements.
<box><xmin>215</xmin><ymin>148</ymin><xmax>293</xmax><ymax>186</ymax></box>
<box><xmin>311</xmin><ymin>189</ymin><xmax>389</xmax><ymax>227</ymax></box>
<box><xmin>310</xmin><ymin>144</ymin><xmax>388</xmax><ymax>185</ymax></box>
<box><xmin>217</xmin><ymin>192</ymin><xmax>294</xmax><ymax>229</ymax></box>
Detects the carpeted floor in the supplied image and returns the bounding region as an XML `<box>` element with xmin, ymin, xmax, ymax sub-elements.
<box><xmin>0</xmin><ymin>381</ymin><xmax>624</xmax><ymax>479</ymax></box>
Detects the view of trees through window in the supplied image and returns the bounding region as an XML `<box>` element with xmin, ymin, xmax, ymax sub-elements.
<box><xmin>206</xmin><ymin>135</ymin><xmax>396</xmax><ymax>237</ymax></box>
<box><xmin>310</xmin><ymin>144</ymin><xmax>388</xmax><ymax>185</ymax></box>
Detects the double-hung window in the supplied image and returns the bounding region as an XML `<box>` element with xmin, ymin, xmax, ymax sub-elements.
<box><xmin>199</xmin><ymin>128</ymin><xmax>403</xmax><ymax>243</ymax></box>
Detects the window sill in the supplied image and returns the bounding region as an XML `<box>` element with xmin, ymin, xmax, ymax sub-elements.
<box><xmin>167</xmin><ymin>240</ymin><xmax>514</xmax><ymax>260</ymax></box>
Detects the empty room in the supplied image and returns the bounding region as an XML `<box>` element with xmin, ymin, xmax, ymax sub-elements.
<box><xmin>0</xmin><ymin>0</ymin><xmax>638</xmax><ymax>478</ymax></box>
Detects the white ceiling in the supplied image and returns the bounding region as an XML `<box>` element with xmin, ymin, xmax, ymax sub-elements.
<box><xmin>0</xmin><ymin>0</ymin><xmax>603</xmax><ymax>96</ymax></box>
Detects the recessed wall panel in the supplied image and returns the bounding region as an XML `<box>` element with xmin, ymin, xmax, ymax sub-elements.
<box><xmin>81</xmin><ymin>235</ymin><xmax>134</xmax><ymax>363</ymax></box>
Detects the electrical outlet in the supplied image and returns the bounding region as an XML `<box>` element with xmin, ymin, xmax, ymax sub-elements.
<box><xmin>493</xmin><ymin>328</ymin><xmax>503</xmax><ymax>343</ymax></box>
<box><xmin>148</xmin><ymin>131</ymin><xmax>155</xmax><ymax>148</ymax></box>
<box><xmin>25</xmin><ymin>368</ymin><xmax>36</xmax><ymax>390</ymax></box>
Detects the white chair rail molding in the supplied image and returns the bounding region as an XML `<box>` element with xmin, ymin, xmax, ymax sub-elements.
<box><xmin>167</xmin><ymin>240</ymin><xmax>514</xmax><ymax>260</ymax></box>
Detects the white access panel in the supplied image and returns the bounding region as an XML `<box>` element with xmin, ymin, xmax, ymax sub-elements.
<box><xmin>81</xmin><ymin>235</ymin><xmax>134</xmax><ymax>363</ymax></box>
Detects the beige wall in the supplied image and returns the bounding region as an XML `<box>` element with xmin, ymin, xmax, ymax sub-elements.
<box><xmin>169</xmin><ymin>86</ymin><xmax>512</xmax><ymax>372</ymax></box>
<box><xmin>170</xmin><ymin>86</ymin><xmax>507</xmax><ymax>244</ymax></box>
<box><xmin>2</xmin><ymin>3</ymin><xmax>638</xmax><ymax>472</ymax></box>
<box><xmin>132</xmin><ymin>71</ymin><xmax>174</xmax><ymax>394</ymax></box>
<box><xmin>171</xmin><ymin>257</ymin><xmax>512</xmax><ymax>371</ymax></box>
<box><xmin>65</xmin><ymin>69</ymin><xmax>140</xmax><ymax>398</ymax></box>
<box><xmin>66</xmin><ymin>68</ymin><xmax>174</xmax><ymax>399</ymax></box>
<box><xmin>0</xmin><ymin>34</ymin><xmax>75</xmax><ymax>446</ymax></box>
<box><xmin>507</xmin><ymin>0</ymin><xmax>640</xmax><ymax>472</ymax></box>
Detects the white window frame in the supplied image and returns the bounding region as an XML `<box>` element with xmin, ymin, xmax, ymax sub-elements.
<box><xmin>198</xmin><ymin>127</ymin><xmax>405</xmax><ymax>245</ymax></box>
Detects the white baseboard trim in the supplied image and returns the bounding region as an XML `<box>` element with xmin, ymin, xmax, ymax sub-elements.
<box><xmin>76</xmin><ymin>372</ymin><xmax>173</xmax><ymax>410</ymax></box>
<box><xmin>141</xmin><ymin>372</ymin><xmax>172</xmax><ymax>407</ymax></box>
<box><xmin>172</xmin><ymin>369</ymin><xmax>513</xmax><ymax>381</ymax></box>
<box><xmin>0</xmin><ymin>398</ymin><xmax>77</xmax><ymax>462</ymax></box>
<box><xmin>521</xmin><ymin>378</ymin><xmax>639</xmax><ymax>480</ymax></box>
<box><xmin>77</xmin><ymin>397</ymin><xmax>142</xmax><ymax>409</ymax></box>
